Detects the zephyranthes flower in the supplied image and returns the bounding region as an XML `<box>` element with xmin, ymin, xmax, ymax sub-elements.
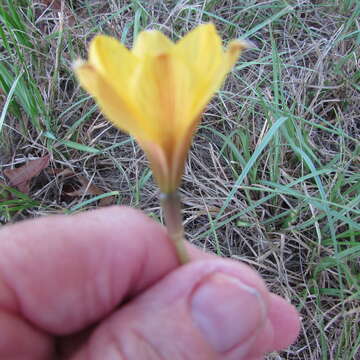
<box><xmin>74</xmin><ymin>23</ymin><xmax>248</xmax><ymax>194</ymax></box>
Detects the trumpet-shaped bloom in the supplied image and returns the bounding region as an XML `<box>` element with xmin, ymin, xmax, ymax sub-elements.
<box><xmin>75</xmin><ymin>23</ymin><xmax>248</xmax><ymax>193</ymax></box>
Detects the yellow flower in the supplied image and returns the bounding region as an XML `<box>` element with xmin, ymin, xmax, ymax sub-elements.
<box><xmin>74</xmin><ymin>23</ymin><xmax>248</xmax><ymax>193</ymax></box>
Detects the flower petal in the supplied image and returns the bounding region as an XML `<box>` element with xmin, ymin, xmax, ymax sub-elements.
<box><xmin>130</xmin><ymin>52</ymin><xmax>192</xmax><ymax>147</ymax></box>
<box><xmin>74</xmin><ymin>62</ymin><xmax>149</xmax><ymax>140</ymax></box>
<box><xmin>225</xmin><ymin>40</ymin><xmax>250</xmax><ymax>70</ymax></box>
<box><xmin>132</xmin><ymin>30</ymin><xmax>174</xmax><ymax>57</ymax></box>
<box><xmin>174</xmin><ymin>23</ymin><xmax>223</xmax><ymax>75</ymax></box>
<box><xmin>138</xmin><ymin>139</ymin><xmax>170</xmax><ymax>192</ymax></box>
<box><xmin>173</xmin><ymin>24</ymin><xmax>226</xmax><ymax>118</ymax></box>
<box><xmin>174</xmin><ymin>23</ymin><xmax>246</xmax><ymax>121</ymax></box>
<box><xmin>88</xmin><ymin>35</ymin><xmax>138</xmax><ymax>98</ymax></box>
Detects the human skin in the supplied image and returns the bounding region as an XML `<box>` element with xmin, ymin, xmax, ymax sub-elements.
<box><xmin>0</xmin><ymin>206</ymin><xmax>300</xmax><ymax>359</ymax></box>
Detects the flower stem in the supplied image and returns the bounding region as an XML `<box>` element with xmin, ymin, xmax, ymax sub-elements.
<box><xmin>160</xmin><ymin>191</ymin><xmax>190</xmax><ymax>265</ymax></box>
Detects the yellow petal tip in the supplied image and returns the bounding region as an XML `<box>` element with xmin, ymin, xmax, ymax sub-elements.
<box><xmin>228</xmin><ymin>39</ymin><xmax>253</xmax><ymax>53</ymax></box>
<box><xmin>132</xmin><ymin>29</ymin><xmax>174</xmax><ymax>57</ymax></box>
<box><xmin>72</xmin><ymin>58</ymin><xmax>86</xmax><ymax>70</ymax></box>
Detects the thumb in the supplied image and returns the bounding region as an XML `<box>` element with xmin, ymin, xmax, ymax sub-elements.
<box><xmin>72</xmin><ymin>259</ymin><xmax>282</xmax><ymax>360</ymax></box>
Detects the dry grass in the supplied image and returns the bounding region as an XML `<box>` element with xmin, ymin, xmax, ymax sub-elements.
<box><xmin>1</xmin><ymin>0</ymin><xmax>359</xmax><ymax>359</ymax></box>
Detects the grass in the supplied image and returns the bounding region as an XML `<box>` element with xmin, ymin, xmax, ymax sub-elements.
<box><xmin>0</xmin><ymin>0</ymin><xmax>359</xmax><ymax>358</ymax></box>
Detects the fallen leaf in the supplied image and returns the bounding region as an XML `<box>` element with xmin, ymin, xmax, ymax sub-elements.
<box><xmin>65</xmin><ymin>174</ymin><xmax>116</xmax><ymax>206</ymax></box>
<box><xmin>66</xmin><ymin>175</ymin><xmax>104</xmax><ymax>197</ymax></box>
<box><xmin>4</xmin><ymin>155</ymin><xmax>50</xmax><ymax>194</ymax></box>
<box><xmin>47</xmin><ymin>167</ymin><xmax>74</xmax><ymax>177</ymax></box>
<box><xmin>46</xmin><ymin>167</ymin><xmax>116</xmax><ymax>206</ymax></box>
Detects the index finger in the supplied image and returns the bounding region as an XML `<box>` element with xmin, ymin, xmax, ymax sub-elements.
<box><xmin>0</xmin><ymin>206</ymin><xmax>205</xmax><ymax>335</ymax></box>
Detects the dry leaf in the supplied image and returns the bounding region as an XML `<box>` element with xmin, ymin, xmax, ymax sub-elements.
<box><xmin>65</xmin><ymin>174</ymin><xmax>116</xmax><ymax>206</ymax></box>
<box><xmin>4</xmin><ymin>155</ymin><xmax>50</xmax><ymax>194</ymax></box>
<box><xmin>47</xmin><ymin>167</ymin><xmax>74</xmax><ymax>177</ymax></box>
<box><xmin>46</xmin><ymin>167</ymin><xmax>116</xmax><ymax>206</ymax></box>
<box><xmin>66</xmin><ymin>175</ymin><xmax>104</xmax><ymax>197</ymax></box>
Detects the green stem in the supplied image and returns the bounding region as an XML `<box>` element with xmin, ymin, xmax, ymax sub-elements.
<box><xmin>160</xmin><ymin>191</ymin><xmax>190</xmax><ymax>264</ymax></box>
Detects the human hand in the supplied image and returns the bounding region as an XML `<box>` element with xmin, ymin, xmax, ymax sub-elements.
<box><xmin>0</xmin><ymin>207</ymin><xmax>299</xmax><ymax>359</ymax></box>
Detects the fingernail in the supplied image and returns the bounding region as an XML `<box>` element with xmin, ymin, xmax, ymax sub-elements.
<box><xmin>191</xmin><ymin>273</ymin><xmax>266</xmax><ymax>353</ymax></box>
